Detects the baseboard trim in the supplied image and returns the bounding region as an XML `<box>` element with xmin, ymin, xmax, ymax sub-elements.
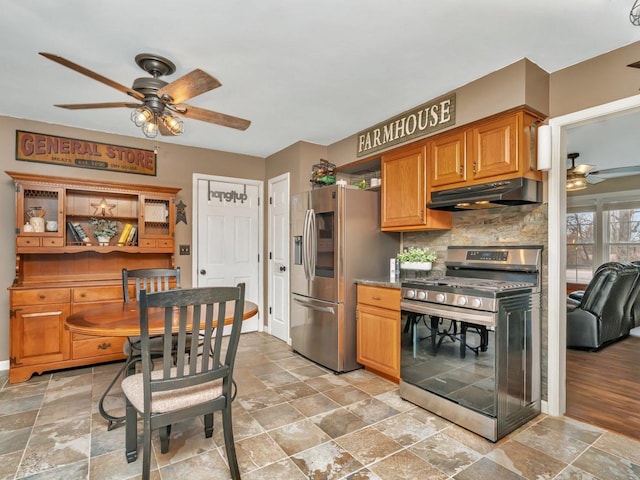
<box><xmin>541</xmin><ymin>399</ymin><xmax>549</xmax><ymax>414</ymax></box>
<box><xmin>0</xmin><ymin>360</ymin><xmax>9</xmax><ymax>372</ymax></box>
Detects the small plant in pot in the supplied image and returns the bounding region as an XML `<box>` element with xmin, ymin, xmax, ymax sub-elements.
<box><xmin>397</xmin><ymin>247</ymin><xmax>437</xmax><ymax>270</ymax></box>
<box><xmin>89</xmin><ymin>217</ymin><xmax>118</xmax><ymax>245</ymax></box>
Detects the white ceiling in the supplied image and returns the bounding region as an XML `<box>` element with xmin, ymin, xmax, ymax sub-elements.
<box><xmin>1</xmin><ymin>0</ymin><xmax>640</xmax><ymax>159</ymax></box>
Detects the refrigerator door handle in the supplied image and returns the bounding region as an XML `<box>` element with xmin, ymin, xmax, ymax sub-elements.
<box><xmin>309</xmin><ymin>208</ymin><xmax>316</xmax><ymax>280</ymax></box>
<box><xmin>293</xmin><ymin>297</ymin><xmax>335</xmax><ymax>314</ymax></box>
<box><xmin>302</xmin><ymin>210</ymin><xmax>313</xmax><ymax>280</ymax></box>
<box><xmin>302</xmin><ymin>209</ymin><xmax>310</xmax><ymax>280</ymax></box>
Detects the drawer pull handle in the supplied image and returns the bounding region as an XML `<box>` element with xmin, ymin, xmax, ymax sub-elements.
<box><xmin>80</xmin><ymin>293</ymin><xmax>86</xmax><ymax>298</ymax></box>
<box><xmin>97</xmin><ymin>343</ymin><xmax>111</xmax><ymax>350</ymax></box>
<box><xmin>38</xmin><ymin>295</ymin><xmax>45</xmax><ymax>300</ymax></box>
<box><xmin>372</xmin><ymin>296</ymin><xmax>382</xmax><ymax>300</ymax></box>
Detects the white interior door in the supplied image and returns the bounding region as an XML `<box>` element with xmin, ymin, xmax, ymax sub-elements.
<box><xmin>268</xmin><ymin>173</ymin><xmax>290</xmax><ymax>343</ymax></box>
<box><xmin>194</xmin><ymin>175</ymin><xmax>262</xmax><ymax>333</ymax></box>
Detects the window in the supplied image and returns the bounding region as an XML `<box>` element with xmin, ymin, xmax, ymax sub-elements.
<box><xmin>567</xmin><ymin>192</ymin><xmax>640</xmax><ymax>284</ymax></box>
<box><xmin>566</xmin><ymin>210</ymin><xmax>595</xmax><ymax>283</ymax></box>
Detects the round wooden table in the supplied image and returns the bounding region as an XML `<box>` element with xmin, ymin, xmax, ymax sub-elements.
<box><xmin>65</xmin><ymin>299</ymin><xmax>258</xmax><ymax>429</ymax></box>
<box><xmin>65</xmin><ymin>300</ymin><xmax>258</xmax><ymax>336</ymax></box>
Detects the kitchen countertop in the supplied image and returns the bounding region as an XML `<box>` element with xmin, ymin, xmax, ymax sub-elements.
<box><xmin>354</xmin><ymin>278</ymin><xmax>402</xmax><ymax>289</ymax></box>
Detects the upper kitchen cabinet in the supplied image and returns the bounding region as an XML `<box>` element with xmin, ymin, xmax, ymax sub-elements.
<box><xmin>381</xmin><ymin>145</ymin><xmax>452</xmax><ymax>231</ymax></box>
<box><xmin>428</xmin><ymin>107</ymin><xmax>544</xmax><ymax>192</ymax></box>
<box><xmin>428</xmin><ymin>129</ymin><xmax>467</xmax><ymax>189</ymax></box>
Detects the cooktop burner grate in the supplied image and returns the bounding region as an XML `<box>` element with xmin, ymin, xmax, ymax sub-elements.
<box><xmin>403</xmin><ymin>276</ymin><xmax>535</xmax><ymax>292</ymax></box>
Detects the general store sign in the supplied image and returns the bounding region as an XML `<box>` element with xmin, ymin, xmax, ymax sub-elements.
<box><xmin>15</xmin><ymin>131</ymin><xmax>157</xmax><ymax>176</ymax></box>
<box><xmin>356</xmin><ymin>93</ymin><xmax>456</xmax><ymax>157</ymax></box>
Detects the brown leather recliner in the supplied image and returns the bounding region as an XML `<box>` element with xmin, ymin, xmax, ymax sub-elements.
<box><xmin>566</xmin><ymin>262</ymin><xmax>640</xmax><ymax>349</ymax></box>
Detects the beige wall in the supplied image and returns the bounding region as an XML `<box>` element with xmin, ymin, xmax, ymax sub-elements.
<box><xmin>328</xmin><ymin>58</ymin><xmax>550</xmax><ymax>167</ymax></box>
<box><xmin>0</xmin><ymin>116</ymin><xmax>264</xmax><ymax>363</ymax></box>
<box><xmin>550</xmin><ymin>41</ymin><xmax>640</xmax><ymax>117</ymax></box>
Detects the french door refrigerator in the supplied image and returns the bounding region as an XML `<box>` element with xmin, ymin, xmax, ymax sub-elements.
<box><xmin>290</xmin><ymin>185</ymin><xmax>398</xmax><ymax>372</ymax></box>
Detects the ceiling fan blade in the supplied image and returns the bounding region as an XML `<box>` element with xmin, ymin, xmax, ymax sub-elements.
<box><xmin>54</xmin><ymin>102</ymin><xmax>140</xmax><ymax>110</ymax></box>
<box><xmin>589</xmin><ymin>165</ymin><xmax>640</xmax><ymax>177</ymax></box>
<box><xmin>176</xmin><ymin>104</ymin><xmax>251</xmax><ymax>131</ymax></box>
<box><xmin>573</xmin><ymin>164</ymin><xmax>595</xmax><ymax>175</ymax></box>
<box><xmin>586</xmin><ymin>175</ymin><xmax>606</xmax><ymax>184</ymax></box>
<box><xmin>157</xmin><ymin>69</ymin><xmax>222</xmax><ymax>104</ymax></box>
<box><xmin>39</xmin><ymin>52</ymin><xmax>145</xmax><ymax>101</ymax></box>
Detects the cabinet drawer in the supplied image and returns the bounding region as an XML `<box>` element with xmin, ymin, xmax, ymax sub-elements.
<box><xmin>139</xmin><ymin>238</ymin><xmax>155</xmax><ymax>248</ymax></box>
<box><xmin>42</xmin><ymin>237</ymin><xmax>64</xmax><ymax>247</ymax></box>
<box><xmin>72</xmin><ymin>336</ymin><xmax>125</xmax><ymax>359</ymax></box>
<box><xmin>357</xmin><ymin>285</ymin><xmax>400</xmax><ymax>310</ymax></box>
<box><xmin>73</xmin><ymin>285</ymin><xmax>124</xmax><ymax>303</ymax></box>
<box><xmin>157</xmin><ymin>239</ymin><xmax>173</xmax><ymax>248</ymax></box>
<box><xmin>17</xmin><ymin>236</ymin><xmax>41</xmax><ymax>247</ymax></box>
<box><xmin>12</xmin><ymin>288</ymin><xmax>71</xmax><ymax>306</ymax></box>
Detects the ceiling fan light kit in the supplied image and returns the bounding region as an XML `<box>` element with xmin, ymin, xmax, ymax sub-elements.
<box><xmin>566</xmin><ymin>175</ymin><xmax>588</xmax><ymax>191</ymax></box>
<box><xmin>39</xmin><ymin>52</ymin><xmax>251</xmax><ymax>139</ymax></box>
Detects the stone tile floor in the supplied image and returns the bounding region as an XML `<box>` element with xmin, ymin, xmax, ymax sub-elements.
<box><xmin>0</xmin><ymin>332</ymin><xmax>639</xmax><ymax>479</ymax></box>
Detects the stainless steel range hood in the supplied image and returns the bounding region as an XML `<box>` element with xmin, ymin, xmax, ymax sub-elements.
<box><xmin>427</xmin><ymin>177</ymin><xmax>541</xmax><ymax>211</ymax></box>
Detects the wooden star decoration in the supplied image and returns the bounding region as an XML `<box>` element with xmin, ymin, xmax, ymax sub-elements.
<box><xmin>91</xmin><ymin>198</ymin><xmax>116</xmax><ymax>216</ymax></box>
<box><xmin>176</xmin><ymin>200</ymin><xmax>187</xmax><ymax>225</ymax></box>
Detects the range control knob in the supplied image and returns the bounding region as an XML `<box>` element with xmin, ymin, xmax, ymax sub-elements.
<box><xmin>405</xmin><ymin>289</ymin><xmax>416</xmax><ymax>299</ymax></box>
<box><xmin>471</xmin><ymin>298</ymin><xmax>482</xmax><ymax>308</ymax></box>
<box><xmin>435</xmin><ymin>293</ymin><xmax>446</xmax><ymax>303</ymax></box>
<box><xmin>457</xmin><ymin>296</ymin><xmax>468</xmax><ymax>306</ymax></box>
<box><xmin>416</xmin><ymin>290</ymin><xmax>427</xmax><ymax>300</ymax></box>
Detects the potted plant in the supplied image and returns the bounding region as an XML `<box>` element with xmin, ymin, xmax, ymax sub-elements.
<box><xmin>88</xmin><ymin>217</ymin><xmax>118</xmax><ymax>245</ymax></box>
<box><xmin>397</xmin><ymin>246</ymin><xmax>437</xmax><ymax>271</ymax></box>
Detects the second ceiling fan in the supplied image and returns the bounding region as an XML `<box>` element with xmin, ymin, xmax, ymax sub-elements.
<box><xmin>39</xmin><ymin>52</ymin><xmax>251</xmax><ymax>138</ymax></box>
<box><xmin>566</xmin><ymin>152</ymin><xmax>640</xmax><ymax>191</ymax></box>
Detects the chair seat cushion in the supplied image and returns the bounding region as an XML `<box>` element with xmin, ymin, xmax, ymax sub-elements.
<box><xmin>121</xmin><ymin>368</ymin><xmax>223</xmax><ymax>414</ymax></box>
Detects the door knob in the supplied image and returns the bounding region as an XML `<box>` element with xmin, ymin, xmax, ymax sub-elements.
<box><xmin>200</xmin><ymin>269</ymin><xmax>206</xmax><ymax>275</ymax></box>
<box><xmin>279</xmin><ymin>265</ymin><xmax>287</xmax><ymax>272</ymax></box>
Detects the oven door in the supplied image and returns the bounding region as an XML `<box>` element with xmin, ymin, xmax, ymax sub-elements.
<box><xmin>400</xmin><ymin>299</ymin><xmax>497</xmax><ymax>417</ymax></box>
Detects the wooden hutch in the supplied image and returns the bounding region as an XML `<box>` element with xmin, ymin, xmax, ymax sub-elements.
<box><xmin>6</xmin><ymin>171</ymin><xmax>180</xmax><ymax>383</ymax></box>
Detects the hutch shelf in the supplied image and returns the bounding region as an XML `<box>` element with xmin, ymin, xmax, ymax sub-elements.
<box><xmin>6</xmin><ymin>171</ymin><xmax>181</xmax><ymax>383</ymax></box>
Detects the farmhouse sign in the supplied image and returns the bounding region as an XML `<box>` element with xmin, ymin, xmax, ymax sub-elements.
<box><xmin>15</xmin><ymin>131</ymin><xmax>157</xmax><ymax>176</ymax></box>
<box><xmin>356</xmin><ymin>93</ymin><xmax>456</xmax><ymax>157</ymax></box>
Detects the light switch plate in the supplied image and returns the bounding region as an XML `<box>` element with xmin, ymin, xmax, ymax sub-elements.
<box><xmin>179</xmin><ymin>245</ymin><xmax>190</xmax><ymax>255</ymax></box>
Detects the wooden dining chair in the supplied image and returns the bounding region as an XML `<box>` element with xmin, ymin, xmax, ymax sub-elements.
<box><xmin>98</xmin><ymin>267</ymin><xmax>182</xmax><ymax>430</ymax></box>
<box><xmin>121</xmin><ymin>267</ymin><xmax>182</xmax><ymax>360</ymax></box>
<box><xmin>121</xmin><ymin>284</ymin><xmax>245</xmax><ymax>480</ymax></box>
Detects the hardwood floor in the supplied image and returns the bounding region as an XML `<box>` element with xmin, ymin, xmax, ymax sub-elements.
<box><xmin>566</xmin><ymin>335</ymin><xmax>640</xmax><ymax>440</ymax></box>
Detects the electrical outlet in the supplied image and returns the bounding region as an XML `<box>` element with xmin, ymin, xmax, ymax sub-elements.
<box><xmin>179</xmin><ymin>244</ymin><xmax>190</xmax><ymax>255</ymax></box>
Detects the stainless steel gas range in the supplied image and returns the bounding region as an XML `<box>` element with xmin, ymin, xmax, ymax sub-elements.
<box><xmin>399</xmin><ymin>245</ymin><xmax>542</xmax><ymax>441</ymax></box>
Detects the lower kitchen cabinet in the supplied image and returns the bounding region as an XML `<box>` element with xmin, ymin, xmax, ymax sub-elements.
<box><xmin>356</xmin><ymin>284</ymin><xmax>401</xmax><ymax>382</ymax></box>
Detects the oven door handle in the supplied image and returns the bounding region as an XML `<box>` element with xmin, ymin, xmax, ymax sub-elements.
<box><xmin>400</xmin><ymin>300</ymin><xmax>496</xmax><ymax>328</ymax></box>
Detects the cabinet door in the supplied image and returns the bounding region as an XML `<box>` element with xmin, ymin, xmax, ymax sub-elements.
<box><xmin>357</xmin><ymin>303</ymin><xmax>400</xmax><ymax>379</ymax></box>
<box><xmin>469</xmin><ymin>113</ymin><xmax>519</xmax><ymax>181</ymax></box>
<box><xmin>381</xmin><ymin>146</ymin><xmax>426</xmax><ymax>228</ymax></box>
<box><xmin>16</xmin><ymin>185</ymin><xmax>64</xmax><ymax>250</ymax></box>
<box><xmin>428</xmin><ymin>130</ymin><xmax>467</xmax><ymax>188</ymax></box>
<box><xmin>140</xmin><ymin>195</ymin><xmax>174</xmax><ymax>248</ymax></box>
<box><xmin>11</xmin><ymin>304</ymin><xmax>71</xmax><ymax>366</ymax></box>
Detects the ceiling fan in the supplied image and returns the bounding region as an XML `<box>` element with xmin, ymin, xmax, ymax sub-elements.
<box><xmin>39</xmin><ymin>52</ymin><xmax>251</xmax><ymax>138</ymax></box>
<box><xmin>566</xmin><ymin>152</ymin><xmax>640</xmax><ymax>191</ymax></box>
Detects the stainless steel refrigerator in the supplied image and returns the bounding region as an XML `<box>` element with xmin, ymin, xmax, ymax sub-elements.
<box><xmin>290</xmin><ymin>185</ymin><xmax>399</xmax><ymax>372</ymax></box>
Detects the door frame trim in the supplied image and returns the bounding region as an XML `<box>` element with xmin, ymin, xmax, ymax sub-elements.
<box><xmin>547</xmin><ymin>93</ymin><xmax>640</xmax><ymax>416</ymax></box>
<box><xmin>267</xmin><ymin>172</ymin><xmax>291</xmax><ymax>343</ymax></box>
<box><xmin>192</xmin><ymin>173</ymin><xmax>264</xmax><ymax>331</ymax></box>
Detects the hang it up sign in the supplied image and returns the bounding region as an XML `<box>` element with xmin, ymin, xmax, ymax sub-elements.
<box><xmin>15</xmin><ymin>130</ymin><xmax>157</xmax><ymax>176</ymax></box>
<box><xmin>356</xmin><ymin>93</ymin><xmax>456</xmax><ymax>157</ymax></box>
